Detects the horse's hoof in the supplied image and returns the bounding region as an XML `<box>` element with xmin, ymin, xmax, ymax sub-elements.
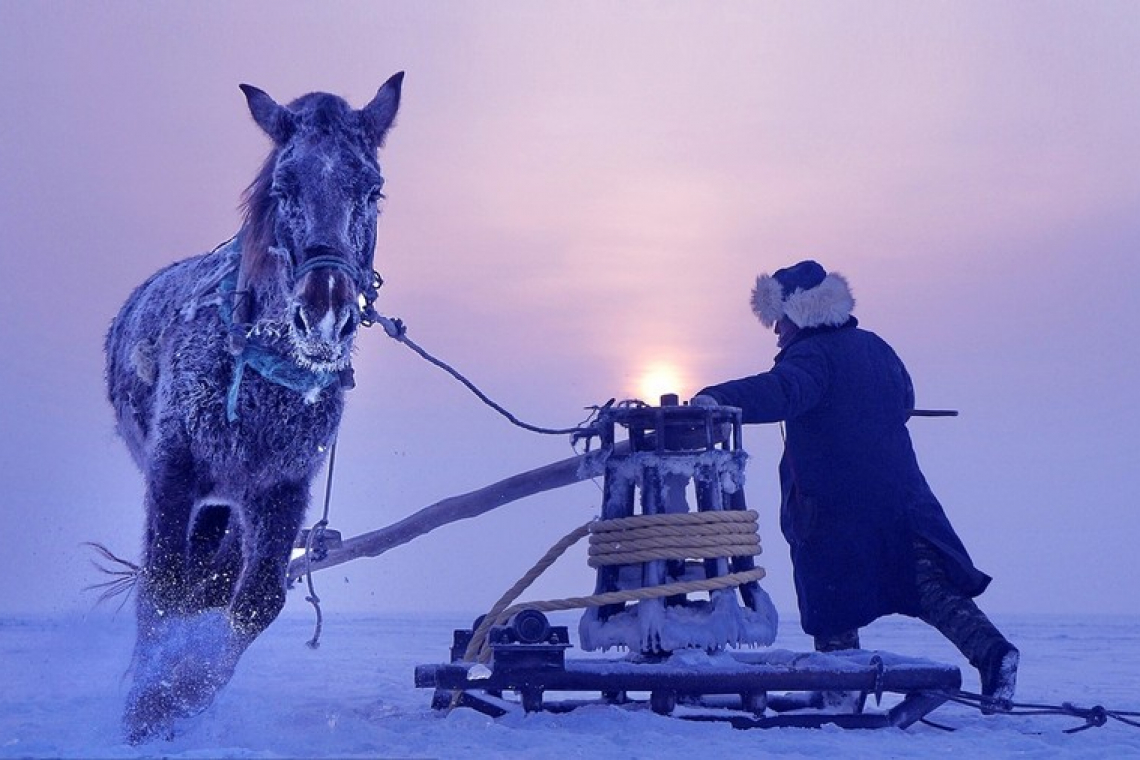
<box><xmin>123</xmin><ymin>690</ymin><xmax>178</xmax><ymax>744</ymax></box>
<box><xmin>124</xmin><ymin>610</ymin><xmax>242</xmax><ymax>741</ymax></box>
<box><xmin>124</xmin><ymin>719</ymin><xmax>175</xmax><ymax>744</ymax></box>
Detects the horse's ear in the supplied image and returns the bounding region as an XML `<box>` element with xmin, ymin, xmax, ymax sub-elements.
<box><xmin>240</xmin><ymin>84</ymin><xmax>297</xmax><ymax>144</ymax></box>
<box><xmin>361</xmin><ymin>71</ymin><xmax>404</xmax><ymax>148</ymax></box>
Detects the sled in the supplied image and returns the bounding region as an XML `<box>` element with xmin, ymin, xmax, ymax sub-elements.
<box><xmin>414</xmin><ymin>612</ymin><xmax>962</xmax><ymax>730</ymax></box>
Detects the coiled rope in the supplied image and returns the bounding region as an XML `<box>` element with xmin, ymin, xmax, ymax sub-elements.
<box><xmin>462</xmin><ymin>510</ymin><xmax>766</xmax><ymax>665</ymax></box>
<box><xmin>588</xmin><ymin>510</ymin><xmax>761</xmax><ymax>567</ymax></box>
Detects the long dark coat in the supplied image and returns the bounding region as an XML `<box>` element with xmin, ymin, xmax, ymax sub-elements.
<box><xmin>698</xmin><ymin>318</ymin><xmax>990</xmax><ymax>636</ymax></box>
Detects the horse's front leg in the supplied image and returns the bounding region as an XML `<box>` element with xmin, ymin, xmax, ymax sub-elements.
<box><xmin>137</xmin><ymin>450</ymin><xmax>200</xmax><ymax>621</ymax></box>
<box><xmin>230</xmin><ymin>480</ymin><xmax>310</xmax><ymax>641</ymax></box>
<box><xmin>184</xmin><ymin>506</ymin><xmax>244</xmax><ymax>611</ymax></box>
<box><xmin>126</xmin><ymin>449</ymin><xmax>225</xmax><ymax>742</ymax></box>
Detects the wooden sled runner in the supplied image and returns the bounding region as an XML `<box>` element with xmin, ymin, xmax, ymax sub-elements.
<box><xmin>415</xmin><ymin>612</ymin><xmax>962</xmax><ymax>730</ymax></box>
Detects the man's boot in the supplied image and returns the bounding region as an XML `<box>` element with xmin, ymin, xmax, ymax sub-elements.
<box><xmin>979</xmin><ymin>641</ymin><xmax>1019</xmax><ymax>714</ymax></box>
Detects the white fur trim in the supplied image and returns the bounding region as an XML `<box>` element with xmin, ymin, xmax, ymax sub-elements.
<box><xmin>750</xmin><ymin>275</ymin><xmax>786</xmax><ymax>328</ymax></box>
<box><xmin>781</xmin><ymin>272</ymin><xmax>855</xmax><ymax>328</ymax></box>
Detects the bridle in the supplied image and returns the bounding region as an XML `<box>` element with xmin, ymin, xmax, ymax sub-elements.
<box><xmin>288</xmin><ymin>250</ymin><xmax>384</xmax><ymax>327</ymax></box>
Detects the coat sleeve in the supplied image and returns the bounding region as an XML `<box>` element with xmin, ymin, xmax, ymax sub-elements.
<box><xmin>697</xmin><ymin>341</ymin><xmax>830</xmax><ymax>424</ymax></box>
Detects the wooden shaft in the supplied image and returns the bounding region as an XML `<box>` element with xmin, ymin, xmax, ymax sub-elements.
<box><xmin>908</xmin><ymin>409</ymin><xmax>958</xmax><ymax>417</ymax></box>
<box><xmin>287</xmin><ymin>442</ymin><xmax>628</xmax><ymax>581</ymax></box>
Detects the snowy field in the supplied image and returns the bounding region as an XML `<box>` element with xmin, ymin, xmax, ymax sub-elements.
<box><xmin>3</xmin><ymin>610</ymin><xmax>1140</xmax><ymax>759</ymax></box>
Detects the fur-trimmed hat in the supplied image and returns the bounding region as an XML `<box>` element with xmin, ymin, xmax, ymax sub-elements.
<box><xmin>750</xmin><ymin>260</ymin><xmax>855</xmax><ymax>328</ymax></box>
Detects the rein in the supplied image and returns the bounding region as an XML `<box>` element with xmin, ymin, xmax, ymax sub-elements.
<box><xmin>367</xmin><ymin>313</ymin><xmax>596</xmax><ymax>437</ymax></box>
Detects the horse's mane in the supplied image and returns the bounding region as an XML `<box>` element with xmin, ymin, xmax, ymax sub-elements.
<box><xmin>236</xmin><ymin>149</ymin><xmax>279</xmax><ymax>304</ymax></box>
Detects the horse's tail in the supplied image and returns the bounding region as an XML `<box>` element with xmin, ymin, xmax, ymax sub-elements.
<box><xmin>83</xmin><ymin>542</ymin><xmax>140</xmax><ymax>610</ymax></box>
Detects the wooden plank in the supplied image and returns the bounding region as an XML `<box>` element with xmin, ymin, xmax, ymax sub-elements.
<box><xmin>415</xmin><ymin>658</ymin><xmax>960</xmax><ymax>696</ymax></box>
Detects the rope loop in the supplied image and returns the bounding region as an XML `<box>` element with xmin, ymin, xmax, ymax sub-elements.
<box><xmin>301</xmin><ymin>440</ymin><xmax>338</xmax><ymax>650</ymax></box>
<box><xmin>943</xmin><ymin>690</ymin><xmax>1140</xmax><ymax>733</ymax></box>
<box><xmin>1062</xmin><ymin>703</ymin><xmax>1109</xmax><ymax>733</ymax></box>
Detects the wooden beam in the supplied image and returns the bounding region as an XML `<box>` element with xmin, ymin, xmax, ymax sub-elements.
<box><xmin>287</xmin><ymin>443</ymin><xmax>624</xmax><ymax>581</ymax></box>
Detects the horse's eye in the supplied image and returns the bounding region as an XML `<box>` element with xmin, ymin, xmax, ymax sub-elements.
<box><xmin>367</xmin><ymin>188</ymin><xmax>386</xmax><ymax>206</ymax></box>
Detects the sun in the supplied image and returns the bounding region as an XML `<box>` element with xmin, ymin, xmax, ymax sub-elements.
<box><xmin>637</xmin><ymin>362</ymin><xmax>684</xmax><ymax>404</ymax></box>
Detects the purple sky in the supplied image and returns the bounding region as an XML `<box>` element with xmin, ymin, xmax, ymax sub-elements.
<box><xmin>1</xmin><ymin>2</ymin><xmax>1138</xmax><ymax>619</ymax></box>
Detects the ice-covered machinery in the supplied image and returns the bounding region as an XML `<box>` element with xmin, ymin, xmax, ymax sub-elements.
<box><xmin>577</xmin><ymin>394</ymin><xmax>778</xmax><ymax>654</ymax></box>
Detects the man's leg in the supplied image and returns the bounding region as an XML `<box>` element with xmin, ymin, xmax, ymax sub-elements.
<box><xmin>813</xmin><ymin>629</ymin><xmax>861</xmax><ymax>652</ymax></box>
<box><xmin>812</xmin><ymin>629</ymin><xmax>865</xmax><ymax>711</ymax></box>
<box><xmin>913</xmin><ymin>538</ymin><xmax>1019</xmax><ymax>709</ymax></box>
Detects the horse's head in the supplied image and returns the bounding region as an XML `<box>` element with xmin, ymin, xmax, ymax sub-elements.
<box><xmin>239</xmin><ymin>73</ymin><xmax>403</xmax><ymax>372</ymax></box>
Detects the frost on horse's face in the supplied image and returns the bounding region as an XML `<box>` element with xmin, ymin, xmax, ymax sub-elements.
<box><xmin>103</xmin><ymin>73</ymin><xmax>403</xmax><ymax>745</ymax></box>
<box><xmin>273</xmin><ymin>138</ymin><xmax>382</xmax><ymax>370</ymax></box>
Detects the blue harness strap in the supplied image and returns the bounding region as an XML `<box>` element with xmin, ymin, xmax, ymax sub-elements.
<box><xmin>225</xmin><ymin>345</ymin><xmax>340</xmax><ymax>422</ymax></box>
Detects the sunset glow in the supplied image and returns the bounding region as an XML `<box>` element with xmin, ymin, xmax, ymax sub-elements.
<box><xmin>637</xmin><ymin>362</ymin><xmax>684</xmax><ymax>404</ymax></box>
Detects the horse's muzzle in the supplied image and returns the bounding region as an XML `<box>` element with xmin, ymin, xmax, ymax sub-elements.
<box><xmin>288</xmin><ymin>265</ymin><xmax>361</xmax><ymax>370</ymax></box>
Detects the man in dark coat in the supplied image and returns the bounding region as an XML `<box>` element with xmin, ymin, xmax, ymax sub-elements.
<box><xmin>693</xmin><ymin>260</ymin><xmax>1018</xmax><ymax>708</ymax></box>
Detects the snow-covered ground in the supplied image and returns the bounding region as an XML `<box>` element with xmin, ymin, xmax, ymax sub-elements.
<box><xmin>3</xmin><ymin>610</ymin><xmax>1140</xmax><ymax>759</ymax></box>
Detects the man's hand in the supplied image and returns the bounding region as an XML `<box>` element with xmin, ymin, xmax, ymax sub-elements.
<box><xmin>690</xmin><ymin>394</ymin><xmax>730</xmax><ymax>443</ymax></box>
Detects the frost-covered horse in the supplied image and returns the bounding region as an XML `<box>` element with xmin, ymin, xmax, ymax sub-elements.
<box><xmin>105</xmin><ymin>74</ymin><xmax>403</xmax><ymax>742</ymax></box>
